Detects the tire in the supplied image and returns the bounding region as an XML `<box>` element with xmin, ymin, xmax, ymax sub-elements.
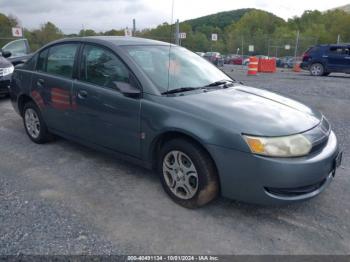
<box><xmin>157</xmin><ymin>138</ymin><xmax>219</xmax><ymax>209</ymax></box>
<box><xmin>23</xmin><ymin>101</ymin><xmax>53</xmax><ymax>144</ymax></box>
<box><xmin>310</xmin><ymin>63</ymin><xmax>324</xmax><ymax>76</ymax></box>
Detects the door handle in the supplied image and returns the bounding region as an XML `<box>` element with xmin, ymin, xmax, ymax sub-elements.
<box><xmin>345</xmin><ymin>57</ymin><xmax>350</xmax><ymax>59</ymax></box>
<box><xmin>36</xmin><ymin>78</ymin><xmax>45</xmax><ymax>88</ymax></box>
<box><xmin>77</xmin><ymin>90</ymin><xmax>88</xmax><ymax>99</ymax></box>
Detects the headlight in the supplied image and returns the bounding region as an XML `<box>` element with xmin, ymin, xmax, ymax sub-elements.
<box><xmin>2</xmin><ymin>65</ymin><xmax>14</xmax><ymax>77</ymax></box>
<box><xmin>243</xmin><ymin>134</ymin><xmax>312</xmax><ymax>157</ymax></box>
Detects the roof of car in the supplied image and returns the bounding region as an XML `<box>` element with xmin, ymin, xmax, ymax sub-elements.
<box><xmin>54</xmin><ymin>36</ymin><xmax>171</xmax><ymax>46</ymax></box>
<box><xmin>316</xmin><ymin>44</ymin><xmax>350</xmax><ymax>47</ymax></box>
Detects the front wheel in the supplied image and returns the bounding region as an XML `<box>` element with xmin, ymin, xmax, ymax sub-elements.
<box><xmin>23</xmin><ymin>101</ymin><xmax>53</xmax><ymax>144</ymax></box>
<box><xmin>158</xmin><ymin>139</ymin><xmax>219</xmax><ymax>209</ymax></box>
<box><xmin>310</xmin><ymin>63</ymin><xmax>324</xmax><ymax>76</ymax></box>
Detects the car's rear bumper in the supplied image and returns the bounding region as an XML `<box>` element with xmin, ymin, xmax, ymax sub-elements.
<box><xmin>300</xmin><ymin>62</ymin><xmax>310</xmax><ymax>70</ymax></box>
<box><xmin>207</xmin><ymin>131</ymin><xmax>339</xmax><ymax>205</ymax></box>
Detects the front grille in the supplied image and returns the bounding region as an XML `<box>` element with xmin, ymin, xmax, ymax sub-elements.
<box><xmin>265</xmin><ymin>178</ymin><xmax>327</xmax><ymax>197</ymax></box>
<box><xmin>0</xmin><ymin>80</ymin><xmax>10</xmax><ymax>89</ymax></box>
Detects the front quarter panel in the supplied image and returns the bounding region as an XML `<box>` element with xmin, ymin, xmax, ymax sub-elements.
<box><xmin>141</xmin><ymin>94</ymin><xmax>250</xmax><ymax>163</ymax></box>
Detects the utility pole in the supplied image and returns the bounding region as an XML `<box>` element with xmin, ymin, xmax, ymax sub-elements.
<box><xmin>241</xmin><ymin>37</ymin><xmax>244</xmax><ymax>57</ymax></box>
<box><xmin>337</xmin><ymin>34</ymin><xmax>341</xmax><ymax>44</ymax></box>
<box><xmin>294</xmin><ymin>30</ymin><xmax>300</xmax><ymax>60</ymax></box>
<box><xmin>175</xmin><ymin>19</ymin><xmax>180</xmax><ymax>45</ymax></box>
<box><xmin>133</xmin><ymin>19</ymin><xmax>136</xmax><ymax>37</ymax></box>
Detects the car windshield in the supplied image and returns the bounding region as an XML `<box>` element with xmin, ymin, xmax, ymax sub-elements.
<box><xmin>123</xmin><ymin>45</ymin><xmax>231</xmax><ymax>93</ymax></box>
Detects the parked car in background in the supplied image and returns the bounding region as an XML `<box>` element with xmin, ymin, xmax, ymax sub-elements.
<box><xmin>230</xmin><ymin>55</ymin><xmax>243</xmax><ymax>65</ymax></box>
<box><xmin>243</xmin><ymin>57</ymin><xmax>250</xmax><ymax>66</ymax></box>
<box><xmin>1</xmin><ymin>39</ymin><xmax>32</xmax><ymax>66</ymax></box>
<box><xmin>203</xmin><ymin>52</ymin><xmax>224</xmax><ymax>67</ymax></box>
<box><xmin>195</xmin><ymin>52</ymin><xmax>205</xmax><ymax>57</ymax></box>
<box><xmin>225</xmin><ymin>55</ymin><xmax>250</xmax><ymax>65</ymax></box>
<box><xmin>0</xmin><ymin>51</ymin><xmax>14</xmax><ymax>97</ymax></box>
<box><xmin>277</xmin><ymin>56</ymin><xmax>295</xmax><ymax>68</ymax></box>
<box><xmin>301</xmin><ymin>44</ymin><xmax>350</xmax><ymax>76</ymax></box>
<box><xmin>10</xmin><ymin>37</ymin><xmax>341</xmax><ymax>208</ymax></box>
<box><xmin>0</xmin><ymin>39</ymin><xmax>32</xmax><ymax>97</ymax></box>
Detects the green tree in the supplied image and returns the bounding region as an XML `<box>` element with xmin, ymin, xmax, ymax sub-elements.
<box><xmin>0</xmin><ymin>13</ymin><xmax>20</xmax><ymax>46</ymax></box>
<box><xmin>25</xmin><ymin>22</ymin><xmax>63</xmax><ymax>51</ymax></box>
<box><xmin>79</xmin><ymin>29</ymin><xmax>98</xmax><ymax>37</ymax></box>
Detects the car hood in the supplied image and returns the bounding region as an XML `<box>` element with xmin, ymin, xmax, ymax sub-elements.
<box><xmin>172</xmin><ymin>85</ymin><xmax>322</xmax><ymax>136</ymax></box>
<box><xmin>0</xmin><ymin>56</ymin><xmax>12</xmax><ymax>68</ymax></box>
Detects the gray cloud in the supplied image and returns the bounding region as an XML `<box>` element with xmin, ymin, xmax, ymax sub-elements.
<box><xmin>0</xmin><ymin>0</ymin><xmax>160</xmax><ymax>33</ymax></box>
<box><xmin>1</xmin><ymin>0</ymin><xmax>348</xmax><ymax>34</ymax></box>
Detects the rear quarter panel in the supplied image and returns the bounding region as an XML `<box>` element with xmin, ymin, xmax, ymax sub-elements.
<box><xmin>10</xmin><ymin>68</ymin><xmax>33</xmax><ymax>115</ymax></box>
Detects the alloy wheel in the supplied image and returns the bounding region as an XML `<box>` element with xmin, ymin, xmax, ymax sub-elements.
<box><xmin>162</xmin><ymin>150</ymin><xmax>199</xmax><ymax>200</ymax></box>
<box><xmin>311</xmin><ymin>64</ymin><xmax>323</xmax><ymax>76</ymax></box>
<box><xmin>25</xmin><ymin>108</ymin><xmax>41</xmax><ymax>139</ymax></box>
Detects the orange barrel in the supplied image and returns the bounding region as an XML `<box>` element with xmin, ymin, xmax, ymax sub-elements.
<box><xmin>293</xmin><ymin>62</ymin><xmax>301</xmax><ymax>72</ymax></box>
<box><xmin>248</xmin><ymin>57</ymin><xmax>258</xmax><ymax>76</ymax></box>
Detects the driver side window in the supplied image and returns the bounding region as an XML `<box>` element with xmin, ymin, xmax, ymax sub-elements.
<box><xmin>81</xmin><ymin>45</ymin><xmax>130</xmax><ymax>89</ymax></box>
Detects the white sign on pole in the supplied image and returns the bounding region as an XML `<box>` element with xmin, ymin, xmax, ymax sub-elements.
<box><xmin>12</xmin><ymin>27</ymin><xmax>23</xmax><ymax>37</ymax></box>
<box><xmin>248</xmin><ymin>45</ymin><xmax>254</xmax><ymax>52</ymax></box>
<box><xmin>211</xmin><ymin>34</ymin><xmax>218</xmax><ymax>41</ymax></box>
<box><xmin>124</xmin><ymin>28</ymin><xmax>132</xmax><ymax>37</ymax></box>
<box><xmin>179</xmin><ymin>32</ymin><xmax>187</xmax><ymax>39</ymax></box>
<box><xmin>285</xmin><ymin>44</ymin><xmax>291</xmax><ymax>50</ymax></box>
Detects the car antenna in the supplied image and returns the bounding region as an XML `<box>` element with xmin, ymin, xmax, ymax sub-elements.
<box><xmin>167</xmin><ymin>0</ymin><xmax>175</xmax><ymax>94</ymax></box>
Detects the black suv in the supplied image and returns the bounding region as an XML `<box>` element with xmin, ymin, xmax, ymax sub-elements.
<box><xmin>301</xmin><ymin>44</ymin><xmax>350</xmax><ymax>76</ymax></box>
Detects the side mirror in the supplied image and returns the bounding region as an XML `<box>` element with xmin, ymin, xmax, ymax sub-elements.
<box><xmin>113</xmin><ymin>81</ymin><xmax>141</xmax><ymax>98</ymax></box>
<box><xmin>1</xmin><ymin>50</ymin><xmax>12</xmax><ymax>58</ymax></box>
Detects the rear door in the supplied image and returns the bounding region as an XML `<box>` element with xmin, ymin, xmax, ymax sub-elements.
<box><xmin>31</xmin><ymin>43</ymin><xmax>80</xmax><ymax>134</ymax></box>
<box><xmin>71</xmin><ymin>44</ymin><xmax>141</xmax><ymax>157</ymax></box>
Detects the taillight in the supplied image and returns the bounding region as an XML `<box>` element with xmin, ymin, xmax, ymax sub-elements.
<box><xmin>302</xmin><ymin>53</ymin><xmax>310</xmax><ymax>61</ymax></box>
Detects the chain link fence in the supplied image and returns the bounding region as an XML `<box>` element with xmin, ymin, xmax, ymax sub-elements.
<box><xmin>0</xmin><ymin>31</ymin><xmax>343</xmax><ymax>60</ymax></box>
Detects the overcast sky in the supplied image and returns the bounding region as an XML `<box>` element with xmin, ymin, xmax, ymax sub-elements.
<box><xmin>1</xmin><ymin>0</ymin><xmax>349</xmax><ymax>33</ymax></box>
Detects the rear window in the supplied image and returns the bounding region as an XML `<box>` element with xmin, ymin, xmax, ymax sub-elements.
<box><xmin>305</xmin><ymin>46</ymin><xmax>320</xmax><ymax>54</ymax></box>
<box><xmin>46</xmin><ymin>44</ymin><xmax>79</xmax><ymax>78</ymax></box>
<box><xmin>37</xmin><ymin>49</ymin><xmax>48</xmax><ymax>72</ymax></box>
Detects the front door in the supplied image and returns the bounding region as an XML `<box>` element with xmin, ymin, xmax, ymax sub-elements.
<box><xmin>71</xmin><ymin>44</ymin><xmax>141</xmax><ymax>157</ymax></box>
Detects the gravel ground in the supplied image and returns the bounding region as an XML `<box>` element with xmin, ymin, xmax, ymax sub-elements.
<box><xmin>0</xmin><ymin>68</ymin><xmax>349</xmax><ymax>255</ymax></box>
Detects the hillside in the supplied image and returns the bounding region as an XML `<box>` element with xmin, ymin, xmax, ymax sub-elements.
<box><xmin>183</xmin><ymin>8</ymin><xmax>285</xmax><ymax>31</ymax></box>
<box><xmin>331</xmin><ymin>4</ymin><xmax>350</xmax><ymax>12</ymax></box>
<box><xmin>184</xmin><ymin>8</ymin><xmax>255</xmax><ymax>30</ymax></box>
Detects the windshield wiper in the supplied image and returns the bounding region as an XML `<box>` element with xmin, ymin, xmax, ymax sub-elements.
<box><xmin>162</xmin><ymin>80</ymin><xmax>236</xmax><ymax>95</ymax></box>
<box><xmin>204</xmin><ymin>80</ymin><xmax>235</xmax><ymax>88</ymax></box>
<box><xmin>162</xmin><ymin>87</ymin><xmax>201</xmax><ymax>95</ymax></box>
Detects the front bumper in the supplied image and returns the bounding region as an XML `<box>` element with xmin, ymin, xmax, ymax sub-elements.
<box><xmin>207</xmin><ymin>131</ymin><xmax>339</xmax><ymax>205</ymax></box>
<box><xmin>0</xmin><ymin>74</ymin><xmax>12</xmax><ymax>95</ymax></box>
